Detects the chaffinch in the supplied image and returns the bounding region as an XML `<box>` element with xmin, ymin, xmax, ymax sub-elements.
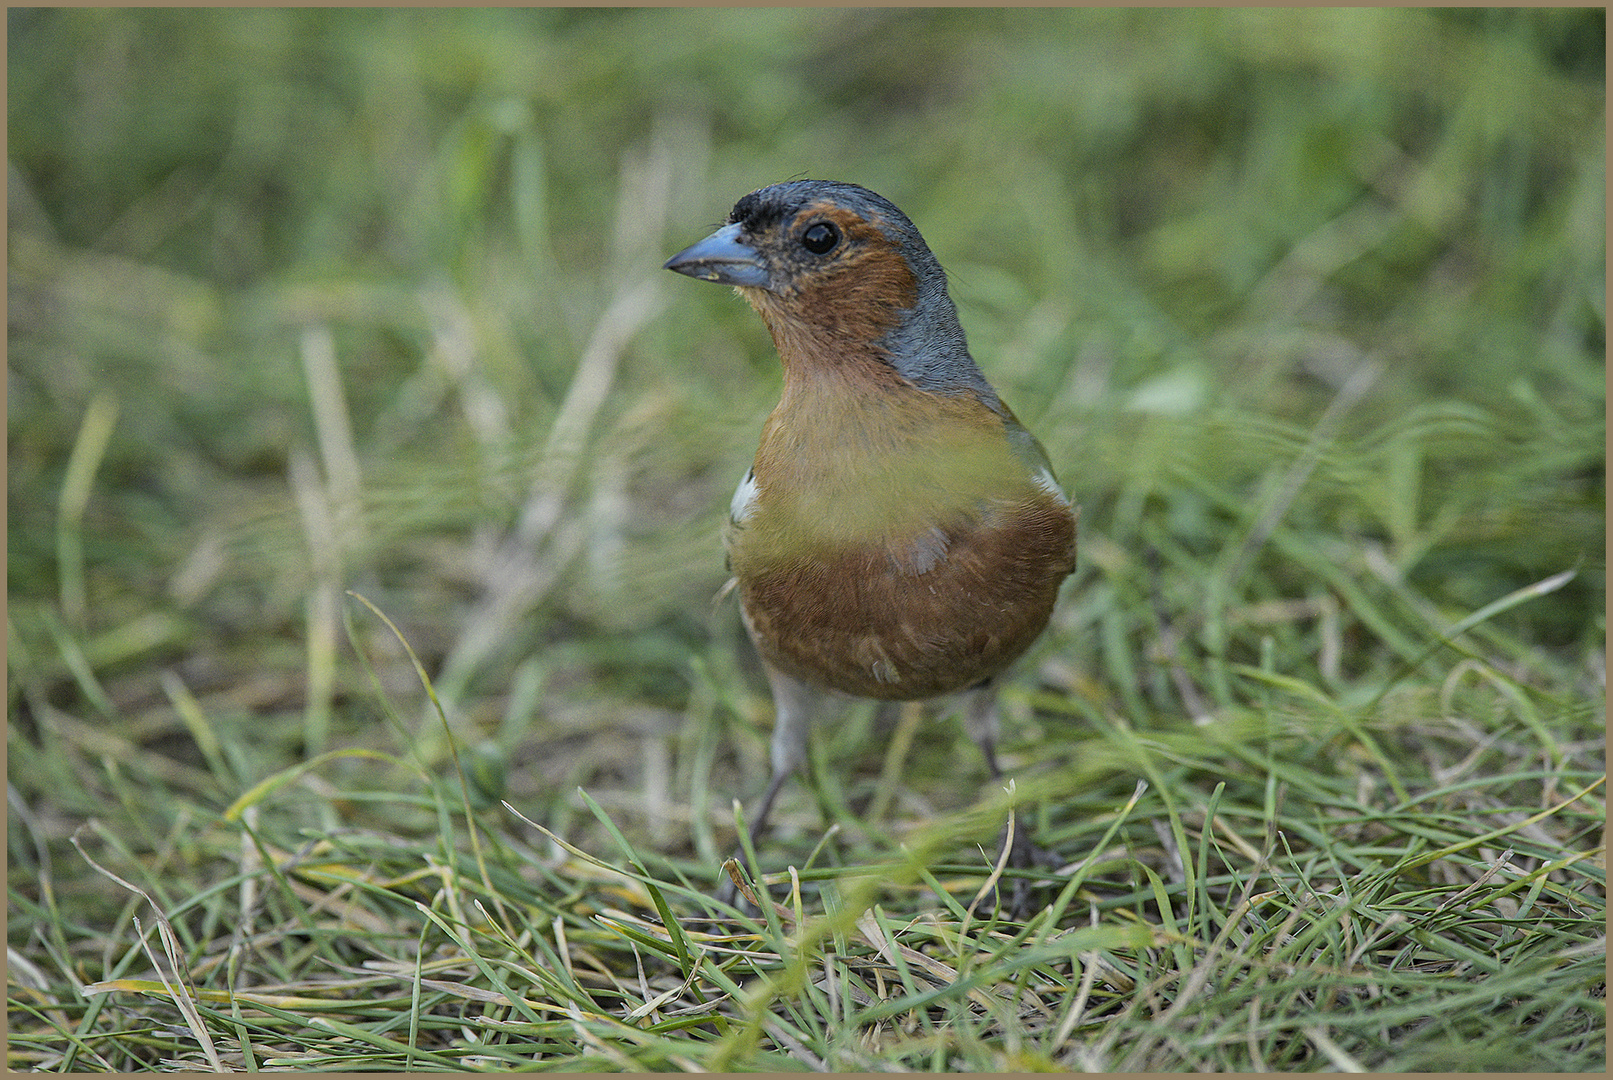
<box><xmin>664</xmin><ymin>180</ymin><xmax>1077</xmax><ymax>911</ymax></box>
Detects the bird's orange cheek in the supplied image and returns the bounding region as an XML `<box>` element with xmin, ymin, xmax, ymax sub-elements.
<box><xmin>743</xmin><ymin>246</ymin><xmax>918</xmax><ymax>345</ymax></box>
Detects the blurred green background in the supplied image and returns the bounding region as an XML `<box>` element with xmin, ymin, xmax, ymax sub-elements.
<box><xmin>8</xmin><ymin>6</ymin><xmax>1604</xmax><ymax>909</ymax></box>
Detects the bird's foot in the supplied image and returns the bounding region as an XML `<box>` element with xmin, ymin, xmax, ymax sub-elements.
<box><xmin>979</xmin><ymin>812</ymin><xmax>1056</xmax><ymax>921</ymax></box>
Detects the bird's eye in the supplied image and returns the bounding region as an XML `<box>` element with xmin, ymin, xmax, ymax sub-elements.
<box><xmin>800</xmin><ymin>221</ymin><xmax>840</xmax><ymax>255</ymax></box>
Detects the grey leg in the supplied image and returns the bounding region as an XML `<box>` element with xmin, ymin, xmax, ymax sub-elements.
<box><xmin>962</xmin><ymin>681</ymin><xmax>1048</xmax><ymax>918</ymax></box>
<box><xmin>963</xmin><ymin>681</ymin><xmax>1005</xmax><ymax>780</ymax></box>
<box><xmin>757</xmin><ymin>663</ymin><xmax>817</xmax><ymax>840</ymax></box>
<box><xmin>717</xmin><ymin>664</ymin><xmax>819</xmax><ymax>907</ymax></box>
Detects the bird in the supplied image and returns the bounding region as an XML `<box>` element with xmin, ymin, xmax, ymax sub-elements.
<box><xmin>663</xmin><ymin>180</ymin><xmax>1077</xmax><ymax>913</ymax></box>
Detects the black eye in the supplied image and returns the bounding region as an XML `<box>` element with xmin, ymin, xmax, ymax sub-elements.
<box><xmin>801</xmin><ymin>221</ymin><xmax>839</xmax><ymax>255</ymax></box>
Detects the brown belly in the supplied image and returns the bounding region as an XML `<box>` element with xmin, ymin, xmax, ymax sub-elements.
<box><xmin>734</xmin><ymin>501</ymin><xmax>1075</xmax><ymax>701</ymax></box>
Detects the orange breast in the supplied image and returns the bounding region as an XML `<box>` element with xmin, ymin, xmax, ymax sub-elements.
<box><xmin>735</xmin><ymin>493</ymin><xmax>1075</xmax><ymax>699</ymax></box>
<box><xmin>725</xmin><ymin>374</ymin><xmax>1077</xmax><ymax>700</ymax></box>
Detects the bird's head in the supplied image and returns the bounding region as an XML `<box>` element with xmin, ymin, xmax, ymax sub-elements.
<box><xmin>665</xmin><ymin>180</ymin><xmax>994</xmax><ymax>400</ymax></box>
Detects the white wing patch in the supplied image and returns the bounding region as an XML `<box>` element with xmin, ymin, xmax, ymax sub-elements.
<box><xmin>730</xmin><ymin>468</ymin><xmax>759</xmax><ymax>523</ymax></box>
<box><xmin>1033</xmin><ymin>466</ymin><xmax>1071</xmax><ymax>505</ymax></box>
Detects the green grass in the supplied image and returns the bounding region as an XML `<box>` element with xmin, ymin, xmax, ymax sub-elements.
<box><xmin>8</xmin><ymin>7</ymin><xmax>1605</xmax><ymax>1072</ymax></box>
